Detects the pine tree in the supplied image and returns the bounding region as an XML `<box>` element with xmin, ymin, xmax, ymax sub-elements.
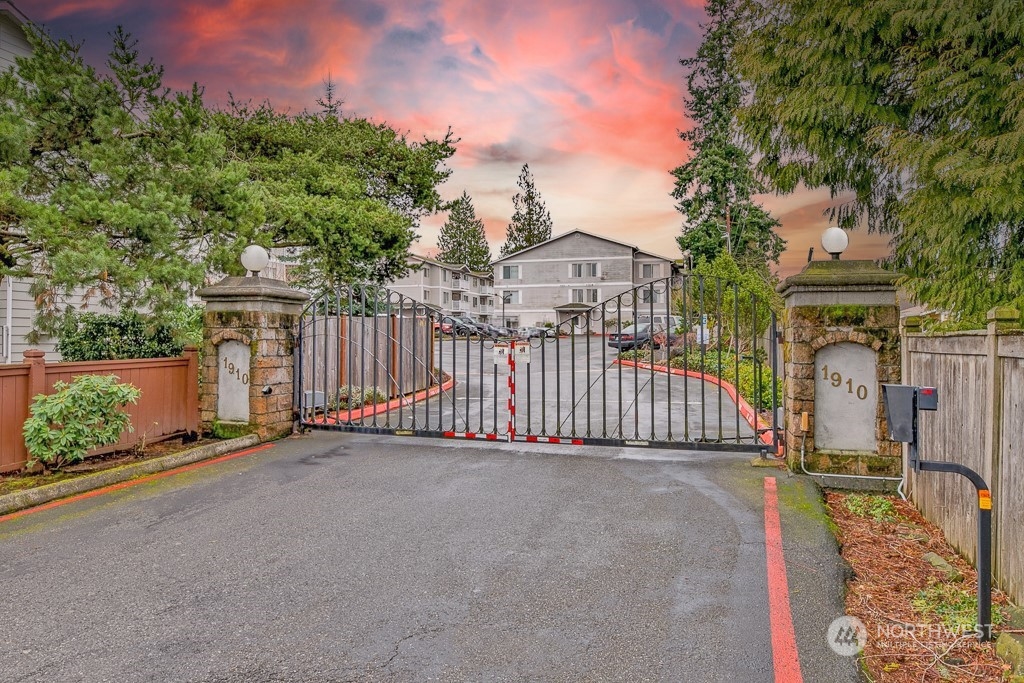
<box><xmin>436</xmin><ymin>191</ymin><xmax>491</xmax><ymax>271</ymax></box>
<box><xmin>671</xmin><ymin>0</ymin><xmax>784</xmax><ymax>269</ymax></box>
<box><xmin>734</xmin><ymin>0</ymin><xmax>1024</xmax><ymax>323</ymax></box>
<box><xmin>500</xmin><ymin>164</ymin><xmax>552</xmax><ymax>257</ymax></box>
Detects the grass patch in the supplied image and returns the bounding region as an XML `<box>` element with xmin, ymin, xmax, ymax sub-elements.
<box><xmin>911</xmin><ymin>582</ymin><xmax>1003</xmax><ymax>629</ymax></box>
<box><xmin>843</xmin><ymin>493</ymin><xmax>899</xmax><ymax>523</ymax></box>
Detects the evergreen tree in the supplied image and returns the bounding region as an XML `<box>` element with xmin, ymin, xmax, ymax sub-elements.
<box><xmin>734</xmin><ymin>0</ymin><xmax>1024</xmax><ymax>323</ymax></box>
<box><xmin>0</xmin><ymin>23</ymin><xmax>456</xmax><ymax>334</ymax></box>
<box><xmin>671</xmin><ymin>0</ymin><xmax>784</xmax><ymax>269</ymax></box>
<box><xmin>436</xmin><ymin>191</ymin><xmax>491</xmax><ymax>271</ymax></box>
<box><xmin>500</xmin><ymin>164</ymin><xmax>552</xmax><ymax>257</ymax></box>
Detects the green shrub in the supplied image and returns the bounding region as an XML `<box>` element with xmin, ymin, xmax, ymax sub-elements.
<box><xmin>57</xmin><ymin>309</ymin><xmax>195</xmax><ymax>361</ymax></box>
<box><xmin>330</xmin><ymin>386</ymin><xmax>388</xmax><ymax>410</ymax></box>
<box><xmin>668</xmin><ymin>347</ymin><xmax>781</xmax><ymax>409</ymax></box>
<box><xmin>23</xmin><ymin>375</ymin><xmax>141</xmax><ymax>471</ymax></box>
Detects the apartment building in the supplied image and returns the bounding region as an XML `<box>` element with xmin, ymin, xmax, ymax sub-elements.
<box><xmin>492</xmin><ymin>230</ymin><xmax>676</xmax><ymax>329</ymax></box>
<box><xmin>387</xmin><ymin>255</ymin><xmax>496</xmax><ymax>323</ymax></box>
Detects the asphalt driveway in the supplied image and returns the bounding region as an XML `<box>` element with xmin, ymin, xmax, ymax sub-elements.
<box><xmin>0</xmin><ymin>432</ymin><xmax>859</xmax><ymax>682</ymax></box>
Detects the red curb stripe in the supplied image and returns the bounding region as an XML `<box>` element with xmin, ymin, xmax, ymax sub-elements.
<box><xmin>311</xmin><ymin>377</ymin><xmax>455</xmax><ymax>425</ymax></box>
<box><xmin>763</xmin><ymin>477</ymin><xmax>804</xmax><ymax>683</ymax></box>
<box><xmin>614</xmin><ymin>359</ymin><xmax>781</xmax><ymax>455</ymax></box>
<box><xmin>0</xmin><ymin>443</ymin><xmax>274</xmax><ymax>524</ymax></box>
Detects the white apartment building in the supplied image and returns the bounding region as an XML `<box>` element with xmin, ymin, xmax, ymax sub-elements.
<box><xmin>387</xmin><ymin>255</ymin><xmax>496</xmax><ymax>323</ymax></box>
<box><xmin>492</xmin><ymin>230</ymin><xmax>677</xmax><ymax>329</ymax></box>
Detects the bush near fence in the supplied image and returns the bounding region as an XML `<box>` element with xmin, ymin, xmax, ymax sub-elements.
<box><xmin>0</xmin><ymin>348</ymin><xmax>199</xmax><ymax>473</ymax></box>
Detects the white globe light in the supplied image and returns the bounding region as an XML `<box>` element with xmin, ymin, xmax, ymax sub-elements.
<box><xmin>240</xmin><ymin>245</ymin><xmax>270</xmax><ymax>276</ymax></box>
<box><xmin>821</xmin><ymin>227</ymin><xmax>849</xmax><ymax>259</ymax></box>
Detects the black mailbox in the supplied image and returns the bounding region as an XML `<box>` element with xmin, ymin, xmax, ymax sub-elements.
<box><xmin>882</xmin><ymin>384</ymin><xmax>918</xmax><ymax>443</ymax></box>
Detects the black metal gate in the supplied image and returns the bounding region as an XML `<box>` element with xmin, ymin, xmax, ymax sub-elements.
<box><xmin>296</xmin><ymin>276</ymin><xmax>781</xmax><ymax>453</ymax></box>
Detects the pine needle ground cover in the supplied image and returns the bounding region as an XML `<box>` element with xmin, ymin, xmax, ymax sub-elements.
<box><xmin>825</xmin><ymin>491</ymin><xmax>1014</xmax><ymax>681</ymax></box>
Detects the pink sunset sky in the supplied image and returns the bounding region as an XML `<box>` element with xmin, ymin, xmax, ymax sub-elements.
<box><xmin>26</xmin><ymin>0</ymin><xmax>890</xmax><ymax>275</ymax></box>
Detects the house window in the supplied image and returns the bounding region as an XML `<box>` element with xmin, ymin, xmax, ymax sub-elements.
<box><xmin>504</xmin><ymin>290</ymin><xmax>521</xmax><ymax>304</ymax></box>
<box><xmin>571</xmin><ymin>262</ymin><xmax>598</xmax><ymax>278</ymax></box>
<box><xmin>502</xmin><ymin>265</ymin><xmax>519</xmax><ymax>280</ymax></box>
<box><xmin>641</xmin><ymin>289</ymin><xmax>660</xmax><ymax>304</ymax></box>
<box><xmin>442</xmin><ymin>270</ymin><xmax>448</xmax><ymax>282</ymax></box>
<box><xmin>423</xmin><ymin>290</ymin><xmax>430</xmax><ymax>300</ymax></box>
<box><xmin>443</xmin><ymin>292</ymin><xmax>449</xmax><ymax>304</ymax></box>
<box><xmin>473</xmin><ymin>297</ymin><xmax>478</xmax><ymax>306</ymax></box>
<box><xmin>573</xmin><ymin>289</ymin><xmax>599</xmax><ymax>303</ymax></box>
<box><xmin>642</xmin><ymin>263</ymin><xmax>658</xmax><ymax>278</ymax></box>
<box><xmin>422</xmin><ymin>267</ymin><xmax>430</xmax><ymax>278</ymax></box>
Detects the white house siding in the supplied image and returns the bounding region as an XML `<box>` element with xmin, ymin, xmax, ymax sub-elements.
<box><xmin>494</xmin><ymin>231</ymin><xmax>674</xmax><ymax>328</ymax></box>
<box><xmin>0</xmin><ymin>8</ymin><xmax>31</xmax><ymax>71</ymax></box>
<box><xmin>1</xmin><ymin>277</ymin><xmax>59</xmax><ymax>362</ymax></box>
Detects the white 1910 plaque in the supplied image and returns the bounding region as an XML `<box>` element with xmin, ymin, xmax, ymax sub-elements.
<box><xmin>217</xmin><ymin>340</ymin><xmax>250</xmax><ymax>422</ymax></box>
<box><xmin>814</xmin><ymin>343</ymin><xmax>877</xmax><ymax>451</ymax></box>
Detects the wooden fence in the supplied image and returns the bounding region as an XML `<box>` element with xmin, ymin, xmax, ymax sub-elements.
<box><xmin>299</xmin><ymin>314</ymin><xmax>434</xmax><ymax>406</ymax></box>
<box><xmin>0</xmin><ymin>348</ymin><xmax>200</xmax><ymax>473</ymax></box>
<box><xmin>902</xmin><ymin>309</ymin><xmax>1024</xmax><ymax>605</ymax></box>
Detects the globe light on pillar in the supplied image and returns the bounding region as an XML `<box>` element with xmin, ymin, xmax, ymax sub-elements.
<box><xmin>240</xmin><ymin>245</ymin><xmax>270</xmax><ymax>277</ymax></box>
<box><xmin>821</xmin><ymin>227</ymin><xmax>849</xmax><ymax>260</ymax></box>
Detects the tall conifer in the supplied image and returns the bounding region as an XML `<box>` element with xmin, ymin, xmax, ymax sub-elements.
<box><xmin>436</xmin><ymin>191</ymin><xmax>491</xmax><ymax>271</ymax></box>
<box><xmin>500</xmin><ymin>164</ymin><xmax>552</xmax><ymax>257</ymax></box>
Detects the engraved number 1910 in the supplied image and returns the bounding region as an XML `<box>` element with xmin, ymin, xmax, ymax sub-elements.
<box><xmin>821</xmin><ymin>364</ymin><xmax>868</xmax><ymax>400</ymax></box>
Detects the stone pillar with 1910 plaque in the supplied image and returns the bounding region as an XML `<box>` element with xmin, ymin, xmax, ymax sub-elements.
<box><xmin>198</xmin><ymin>274</ymin><xmax>308</xmax><ymax>441</ymax></box>
<box><xmin>778</xmin><ymin>257</ymin><xmax>902</xmax><ymax>478</ymax></box>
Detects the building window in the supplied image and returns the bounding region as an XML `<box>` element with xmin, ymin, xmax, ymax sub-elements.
<box><xmin>442</xmin><ymin>270</ymin><xmax>448</xmax><ymax>282</ymax></box>
<box><xmin>423</xmin><ymin>290</ymin><xmax>430</xmax><ymax>300</ymax></box>
<box><xmin>502</xmin><ymin>265</ymin><xmax>519</xmax><ymax>280</ymax></box>
<box><xmin>642</xmin><ymin>263</ymin><xmax>658</xmax><ymax>278</ymax></box>
<box><xmin>641</xmin><ymin>288</ymin><xmax>660</xmax><ymax>304</ymax></box>
<box><xmin>422</xmin><ymin>267</ymin><xmax>430</xmax><ymax>278</ymax></box>
<box><xmin>443</xmin><ymin>292</ymin><xmax>449</xmax><ymax>304</ymax></box>
<box><xmin>571</xmin><ymin>262</ymin><xmax>598</xmax><ymax>278</ymax></box>
<box><xmin>573</xmin><ymin>289</ymin><xmax>598</xmax><ymax>303</ymax></box>
<box><xmin>473</xmin><ymin>297</ymin><xmax>478</xmax><ymax>306</ymax></box>
<box><xmin>504</xmin><ymin>290</ymin><xmax>521</xmax><ymax>304</ymax></box>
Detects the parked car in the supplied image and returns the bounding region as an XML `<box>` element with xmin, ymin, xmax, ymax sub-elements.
<box><xmin>475</xmin><ymin>322</ymin><xmax>502</xmax><ymax>339</ymax></box>
<box><xmin>607</xmin><ymin>323</ymin><xmax>664</xmax><ymax>350</ymax></box>
<box><xmin>520</xmin><ymin>326</ymin><xmax>555</xmax><ymax>339</ymax></box>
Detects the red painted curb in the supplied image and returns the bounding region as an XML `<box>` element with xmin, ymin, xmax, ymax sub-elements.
<box><xmin>764</xmin><ymin>477</ymin><xmax>804</xmax><ymax>683</ymax></box>
<box><xmin>614</xmin><ymin>359</ymin><xmax>782</xmax><ymax>455</ymax></box>
<box><xmin>0</xmin><ymin>443</ymin><xmax>275</xmax><ymax>524</ymax></box>
<box><xmin>310</xmin><ymin>377</ymin><xmax>455</xmax><ymax>425</ymax></box>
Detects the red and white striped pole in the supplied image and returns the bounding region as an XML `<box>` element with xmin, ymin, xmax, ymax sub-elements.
<box><xmin>508</xmin><ymin>339</ymin><xmax>516</xmax><ymax>442</ymax></box>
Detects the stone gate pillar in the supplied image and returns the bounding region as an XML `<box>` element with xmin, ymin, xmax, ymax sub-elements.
<box><xmin>777</xmin><ymin>255</ymin><xmax>902</xmax><ymax>476</ymax></box>
<box><xmin>197</xmin><ymin>273</ymin><xmax>308</xmax><ymax>441</ymax></box>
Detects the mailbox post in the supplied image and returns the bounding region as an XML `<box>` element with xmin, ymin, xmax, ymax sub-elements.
<box><xmin>882</xmin><ymin>384</ymin><xmax>993</xmax><ymax>641</ymax></box>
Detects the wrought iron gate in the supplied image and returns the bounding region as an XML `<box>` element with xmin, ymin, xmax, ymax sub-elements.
<box><xmin>296</xmin><ymin>276</ymin><xmax>781</xmax><ymax>453</ymax></box>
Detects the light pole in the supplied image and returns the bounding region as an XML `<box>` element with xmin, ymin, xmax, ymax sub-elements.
<box><xmin>501</xmin><ymin>291</ymin><xmax>512</xmax><ymax>327</ymax></box>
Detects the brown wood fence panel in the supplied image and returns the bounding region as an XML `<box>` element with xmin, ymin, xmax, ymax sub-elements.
<box><xmin>904</xmin><ymin>327</ymin><xmax>1024</xmax><ymax>606</ymax></box>
<box><xmin>0</xmin><ymin>349</ymin><xmax>199</xmax><ymax>473</ymax></box>
<box><xmin>0</xmin><ymin>364</ymin><xmax>31</xmax><ymax>472</ymax></box>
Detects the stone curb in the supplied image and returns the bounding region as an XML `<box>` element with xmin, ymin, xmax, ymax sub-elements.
<box><xmin>0</xmin><ymin>435</ymin><xmax>262</xmax><ymax>516</ymax></box>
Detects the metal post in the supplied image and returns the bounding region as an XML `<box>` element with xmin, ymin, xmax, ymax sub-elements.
<box><xmin>508</xmin><ymin>338</ymin><xmax>516</xmax><ymax>442</ymax></box>
<box><xmin>917</xmin><ymin>459</ymin><xmax>993</xmax><ymax>641</ymax></box>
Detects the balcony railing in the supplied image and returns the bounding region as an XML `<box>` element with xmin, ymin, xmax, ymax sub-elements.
<box><xmin>452</xmin><ymin>278</ymin><xmax>471</xmax><ymax>291</ymax></box>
